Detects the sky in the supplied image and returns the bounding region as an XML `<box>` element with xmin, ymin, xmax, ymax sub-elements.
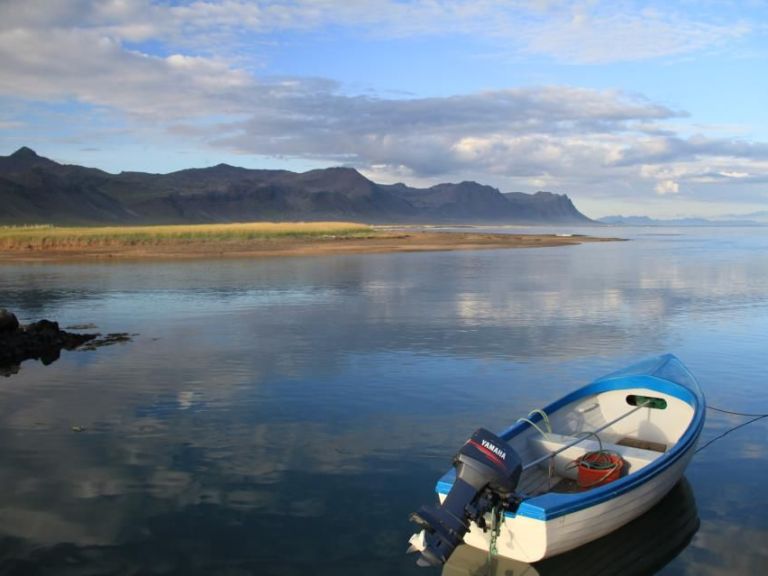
<box><xmin>1</xmin><ymin>0</ymin><xmax>767</xmax><ymax>218</ymax></box>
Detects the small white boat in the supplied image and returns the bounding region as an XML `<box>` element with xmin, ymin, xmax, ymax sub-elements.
<box><xmin>408</xmin><ymin>354</ymin><xmax>705</xmax><ymax>566</ymax></box>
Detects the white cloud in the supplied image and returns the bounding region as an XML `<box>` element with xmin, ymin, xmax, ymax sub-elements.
<box><xmin>719</xmin><ymin>171</ymin><xmax>749</xmax><ymax>178</ymax></box>
<box><xmin>0</xmin><ymin>1</ymin><xmax>754</xmax><ymax>64</ymax></box>
<box><xmin>520</xmin><ymin>8</ymin><xmax>751</xmax><ymax>64</ymax></box>
<box><xmin>0</xmin><ymin>26</ymin><xmax>256</xmax><ymax>119</ymax></box>
<box><xmin>655</xmin><ymin>179</ymin><xmax>680</xmax><ymax>195</ymax></box>
<box><xmin>157</xmin><ymin>1</ymin><xmax>753</xmax><ymax>65</ymax></box>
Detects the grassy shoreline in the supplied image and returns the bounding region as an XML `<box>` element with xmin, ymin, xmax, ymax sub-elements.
<box><xmin>0</xmin><ymin>222</ymin><xmax>374</xmax><ymax>249</ymax></box>
<box><xmin>0</xmin><ymin>221</ymin><xmax>622</xmax><ymax>262</ymax></box>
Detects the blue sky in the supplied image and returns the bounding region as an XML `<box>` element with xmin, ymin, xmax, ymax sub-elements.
<box><xmin>1</xmin><ymin>0</ymin><xmax>767</xmax><ymax>218</ymax></box>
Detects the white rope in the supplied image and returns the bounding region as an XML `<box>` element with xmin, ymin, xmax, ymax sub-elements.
<box><xmin>515</xmin><ymin>417</ymin><xmax>548</xmax><ymax>436</ymax></box>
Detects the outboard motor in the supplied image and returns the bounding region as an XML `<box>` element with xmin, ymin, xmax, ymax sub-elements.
<box><xmin>407</xmin><ymin>428</ymin><xmax>523</xmax><ymax>567</ymax></box>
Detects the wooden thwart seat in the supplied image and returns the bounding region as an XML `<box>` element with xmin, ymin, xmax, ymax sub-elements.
<box><xmin>617</xmin><ymin>436</ymin><xmax>667</xmax><ymax>452</ymax></box>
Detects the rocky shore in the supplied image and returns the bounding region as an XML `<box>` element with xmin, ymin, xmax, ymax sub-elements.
<box><xmin>0</xmin><ymin>309</ymin><xmax>98</xmax><ymax>375</ymax></box>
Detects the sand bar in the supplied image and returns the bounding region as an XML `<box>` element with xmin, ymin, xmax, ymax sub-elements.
<box><xmin>0</xmin><ymin>228</ymin><xmax>622</xmax><ymax>263</ymax></box>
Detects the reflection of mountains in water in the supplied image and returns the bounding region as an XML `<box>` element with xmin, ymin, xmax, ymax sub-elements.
<box><xmin>444</xmin><ymin>477</ymin><xmax>699</xmax><ymax>576</ymax></box>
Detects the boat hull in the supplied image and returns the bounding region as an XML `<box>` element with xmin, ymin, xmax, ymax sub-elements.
<box><xmin>443</xmin><ymin>477</ymin><xmax>699</xmax><ymax>576</ymax></box>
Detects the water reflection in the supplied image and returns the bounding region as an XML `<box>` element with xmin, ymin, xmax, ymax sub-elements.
<box><xmin>2</xmin><ymin>233</ymin><xmax>766</xmax><ymax>366</ymax></box>
<box><xmin>443</xmin><ymin>478</ymin><xmax>699</xmax><ymax>576</ymax></box>
<box><xmin>0</xmin><ymin>228</ymin><xmax>767</xmax><ymax>574</ymax></box>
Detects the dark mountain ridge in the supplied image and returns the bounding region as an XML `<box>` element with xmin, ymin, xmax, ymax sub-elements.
<box><xmin>0</xmin><ymin>147</ymin><xmax>594</xmax><ymax>225</ymax></box>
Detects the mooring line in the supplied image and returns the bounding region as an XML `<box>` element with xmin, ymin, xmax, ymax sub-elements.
<box><xmin>695</xmin><ymin>405</ymin><xmax>768</xmax><ymax>454</ymax></box>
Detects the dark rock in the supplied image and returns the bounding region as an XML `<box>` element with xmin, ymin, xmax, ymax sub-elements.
<box><xmin>0</xmin><ymin>311</ymin><xmax>99</xmax><ymax>375</ymax></box>
<box><xmin>26</xmin><ymin>319</ymin><xmax>61</xmax><ymax>341</ymax></box>
<box><xmin>79</xmin><ymin>333</ymin><xmax>134</xmax><ymax>351</ymax></box>
<box><xmin>65</xmin><ymin>323</ymin><xmax>98</xmax><ymax>330</ymax></box>
<box><xmin>0</xmin><ymin>362</ymin><xmax>20</xmax><ymax>377</ymax></box>
<box><xmin>0</xmin><ymin>308</ymin><xmax>19</xmax><ymax>333</ymax></box>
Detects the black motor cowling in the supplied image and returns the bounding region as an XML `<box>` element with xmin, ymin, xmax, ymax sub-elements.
<box><xmin>408</xmin><ymin>428</ymin><xmax>523</xmax><ymax>566</ymax></box>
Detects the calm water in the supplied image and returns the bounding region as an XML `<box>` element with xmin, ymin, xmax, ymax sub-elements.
<box><xmin>1</xmin><ymin>227</ymin><xmax>766</xmax><ymax>575</ymax></box>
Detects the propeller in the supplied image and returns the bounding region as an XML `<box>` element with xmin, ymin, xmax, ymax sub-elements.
<box><xmin>407</xmin><ymin>530</ymin><xmax>435</xmax><ymax>567</ymax></box>
<box><xmin>406</xmin><ymin>530</ymin><xmax>426</xmax><ymax>555</ymax></box>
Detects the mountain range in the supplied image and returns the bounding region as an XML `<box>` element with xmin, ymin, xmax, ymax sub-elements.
<box><xmin>0</xmin><ymin>147</ymin><xmax>594</xmax><ymax>226</ymax></box>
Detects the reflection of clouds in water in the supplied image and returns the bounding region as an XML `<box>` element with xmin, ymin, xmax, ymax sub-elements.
<box><xmin>90</xmin><ymin>287</ymin><xmax>339</xmax><ymax>318</ymax></box>
<box><xmin>738</xmin><ymin>441</ymin><xmax>766</xmax><ymax>460</ymax></box>
<box><xmin>452</xmin><ymin>256</ymin><xmax>768</xmax><ymax>327</ymax></box>
<box><xmin>0</xmin><ymin>507</ymin><xmax>122</xmax><ymax>547</ymax></box>
<box><xmin>455</xmin><ymin>288</ymin><xmax>629</xmax><ymax>323</ymax></box>
<box><xmin>0</xmin><ymin>345</ymin><xmax>472</xmax><ymax>548</ymax></box>
<box><xmin>686</xmin><ymin>521</ymin><xmax>768</xmax><ymax>575</ymax></box>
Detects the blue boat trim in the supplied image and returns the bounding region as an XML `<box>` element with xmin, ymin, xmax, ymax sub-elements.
<box><xmin>435</xmin><ymin>355</ymin><xmax>705</xmax><ymax>521</ymax></box>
